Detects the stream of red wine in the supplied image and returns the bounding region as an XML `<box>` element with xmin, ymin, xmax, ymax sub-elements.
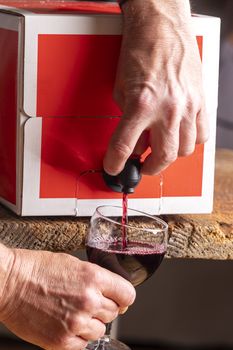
<box><xmin>122</xmin><ymin>193</ymin><xmax>128</xmax><ymax>249</ymax></box>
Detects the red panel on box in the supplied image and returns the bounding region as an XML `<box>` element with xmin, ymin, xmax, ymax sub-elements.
<box><xmin>37</xmin><ymin>35</ymin><xmax>122</xmax><ymax>117</ymax></box>
<box><xmin>40</xmin><ymin>119</ymin><xmax>203</xmax><ymax>199</ymax></box>
<box><xmin>162</xmin><ymin>144</ymin><xmax>204</xmax><ymax>197</ymax></box>
<box><xmin>40</xmin><ymin>117</ymin><xmax>162</xmax><ymax>199</ymax></box>
<box><xmin>0</xmin><ymin>28</ymin><xmax>17</xmax><ymax>204</ymax></box>
<box><xmin>77</xmin><ymin>172</ymin><xmax>162</xmax><ymax>200</ymax></box>
<box><xmin>40</xmin><ymin>117</ymin><xmax>119</xmax><ymax>198</ymax></box>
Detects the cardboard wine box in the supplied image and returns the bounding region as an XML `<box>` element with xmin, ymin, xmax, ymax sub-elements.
<box><xmin>0</xmin><ymin>1</ymin><xmax>220</xmax><ymax>215</ymax></box>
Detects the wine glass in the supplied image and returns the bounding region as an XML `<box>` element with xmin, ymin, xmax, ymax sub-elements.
<box><xmin>85</xmin><ymin>205</ymin><xmax>168</xmax><ymax>350</ymax></box>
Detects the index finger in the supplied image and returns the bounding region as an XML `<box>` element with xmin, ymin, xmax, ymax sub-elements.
<box><xmin>100</xmin><ymin>269</ymin><xmax>136</xmax><ymax>308</ymax></box>
<box><xmin>103</xmin><ymin>106</ymin><xmax>149</xmax><ymax>176</ymax></box>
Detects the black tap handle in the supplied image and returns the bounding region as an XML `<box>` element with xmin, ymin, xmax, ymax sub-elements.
<box><xmin>103</xmin><ymin>158</ymin><xmax>142</xmax><ymax>194</ymax></box>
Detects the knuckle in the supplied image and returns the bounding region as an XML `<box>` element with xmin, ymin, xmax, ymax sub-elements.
<box><xmin>158</xmin><ymin>150</ymin><xmax>177</xmax><ymax>165</ymax></box>
<box><xmin>185</xmin><ymin>94</ymin><xmax>199</xmax><ymax>111</ymax></box>
<box><xmin>132</xmin><ymin>88</ymin><xmax>154</xmax><ymax>111</ymax></box>
<box><xmin>179</xmin><ymin>146</ymin><xmax>195</xmax><ymax>157</ymax></box>
<box><xmin>162</xmin><ymin>107</ymin><xmax>181</xmax><ymax>129</ymax></box>
<box><xmin>166</xmin><ymin>92</ymin><xmax>184</xmax><ymax>110</ymax></box>
<box><xmin>182</xmin><ymin>116</ymin><xmax>195</xmax><ymax>128</ymax></box>
<box><xmin>169</xmin><ymin>96</ymin><xmax>181</xmax><ymax>109</ymax></box>
<box><xmin>166</xmin><ymin>93</ymin><xmax>197</xmax><ymax>122</ymax></box>
<box><xmin>109</xmin><ymin>312</ymin><xmax>118</xmax><ymax>324</ymax></box>
<box><xmin>125</xmin><ymin>82</ymin><xmax>156</xmax><ymax>110</ymax></box>
<box><xmin>66</xmin><ymin>318</ymin><xmax>77</xmax><ymax>334</ymax></box>
<box><xmin>75</xmin><ymin>314</ymin><xmax>88</xmax><ymax>331</ymax></box>
<box><xmin>82</xmin><ymin>262</ymin><xmax>102</xmax><ymax>284</ymax></box>
<box><xmin>118</xmin><ymin>280</ymin><xmax>136</xmax><ymax>306</ymax></box>
<box><xmin>200</xmin><ymin>131</ymin><xmax>209</xmax><ymax>143</ymax></box>
<box><xmin>142</xmin><ymin>168</ymin><xmax>159</xmax><ymax>176</ymax></box>
<box><xmin>59</xmin><ymin>337</ymin><xmax>70</xmax><ymax>349</ymax></box>
<box><xmin>80</xmin><ymin>288</ymin><xmax>97</xmax><ymax>312</ymax></box>
<box><xmin>110</xmin><ymin>140</ymin><xmax>132</xmax><ymax>160</ymax></box>
<box><xmin>87</xmin><ymin>324</ymin><xmax>106</xmax><ymax>341</ymax></box>
<box><xmin>93</xmin><ymin>324</ymin><xmax>106</xmax><ymax>340</ymax></box>
<box><xmin>56</xmin><ymin>336</ymin><xmax>88</xmax><ymax>350</ymax></box>
<box><xmin>74</xmin><ymin>339</ymin><xmax>89</xmax><ymax>350</ymax></box>
<box><xmin>87</xmin><ymin>264</ymin><xmax>103</xmax><ymax>285</ymax></box>
<box><xmin>184</xmin><ymin>102</ymin><xmax>196</xmax><ymax>119</ymax></box>
<box><xmin>82</xmin><ymin>261</ymin><xmax>95</xmax><ymax>275</ymax></box>
<box><xmin>196</xmin><ymin>113</ymin><xmax>209</xmax><ymax>144</ymax></box>
<box><xmin>50</xmin><ymin>334</ymin><xmax>70</xmax><ymax>349</ymax></box>
<box><xmin>113</xmin><ymin>308</ymin><xmax>120</xmax><ymax>320</ymax></box>
<box><xmin>196</xmin><ymin>132</ymin><xmax>209</xmax><ymax>145</ymax></box>
<box><xmin>79</xmin><ymin>339</ymin><xmax>89</xmax><ymax>349</ymax></box>
<box><xmin>102</xmin><ymin>310</ymin><xmax>119</xmax><ymax>324</ymax></box>
<box><xmin>66</xmin><ymin>314</ymin><xmax>85</xmax><ymax>333</ymax></box>
<box><xmin>125</xmin><ymin>285</ymin><xmax>136</xmax><ymax>305</ymax></box>
<box><xmin>97</xmin><ymin>324</ymin><xmax>106</xmax><ymax>338</ymax></box>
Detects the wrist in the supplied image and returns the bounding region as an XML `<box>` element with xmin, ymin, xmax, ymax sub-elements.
<box><xmin>120</xmin><ymin>0</ymin><xmax>191</xmax><ymax>23</ymax></box>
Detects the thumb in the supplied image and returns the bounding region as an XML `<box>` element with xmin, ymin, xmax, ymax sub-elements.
<box><xmin>103</xmin><ymin>113</ymin><xmax>146</xmax><ymax>175</ymax></box>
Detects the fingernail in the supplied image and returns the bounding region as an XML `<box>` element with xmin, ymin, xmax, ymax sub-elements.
<box><xmin>103</xmin><ymin>156</ymin><xmax>122</xmax><ymax>176</ymax></box>
<box><xmin>119</xmin><ymin>307</ymin><xmax>128</xmax><ymax>315</ymax></box>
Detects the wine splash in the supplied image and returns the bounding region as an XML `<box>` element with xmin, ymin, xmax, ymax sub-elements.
<box><xmin>122</xmin><ymin>192</ymin><xmax>128</xmax><ymax>249</ymax></box>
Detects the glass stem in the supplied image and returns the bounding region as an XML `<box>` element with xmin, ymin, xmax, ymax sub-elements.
<box><xmin>105</xmin><ymin>322</ymin><xmax>112</xmax><ymax>338</ymax></box>
<box><xmin>94</xmin><ymin>322</ymin><xmax>112</xmax><ymax>350</ymax></box>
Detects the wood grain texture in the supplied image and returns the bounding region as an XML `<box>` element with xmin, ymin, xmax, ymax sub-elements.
<box><xmin>0</xmin><ymin>149</ymin><xmax>232</xmax><ymax>259</ymax></box>
<box><xmin>165</xmin><ymin>149</ymin><xmax>233</xmax><ymax>259</ymax></box>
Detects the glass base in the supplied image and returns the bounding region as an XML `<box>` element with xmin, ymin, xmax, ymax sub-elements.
<box><xmin>85</xmin><ymin>336</ymin><xmax>131</xmax><ymax>350</ymax></box>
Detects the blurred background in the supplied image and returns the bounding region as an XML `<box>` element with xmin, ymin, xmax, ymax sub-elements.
<box><xmin>192</xmin><ymin>0</ymin><xmax>233</xmax><ymax>150</ymax></box>
<box><xmin>1</xmin><ymin>0</ymin><xmax>233</xmax><ymax>349</ymax></box>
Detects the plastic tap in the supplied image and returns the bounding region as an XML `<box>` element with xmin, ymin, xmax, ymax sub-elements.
<box><xmin>103</xmin><ymin>158</ymin><xmax>142</xmax><ymax>194</ymax></box>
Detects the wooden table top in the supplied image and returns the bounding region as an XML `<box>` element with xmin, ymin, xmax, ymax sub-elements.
<box><xmin>0</xmin><ymin>149</ymin><xmax>232</xmax><ymax>259</ymax></box>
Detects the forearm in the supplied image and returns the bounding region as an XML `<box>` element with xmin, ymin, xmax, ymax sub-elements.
<box><xmin>117</xmin><ymin>0</ymin><xmax>194</xmax><ymax>63</ymax></box>
<box><xmin>0</xmin><ymin>244</ymin><xmax>14</xmax><ymax>316</ymax></box>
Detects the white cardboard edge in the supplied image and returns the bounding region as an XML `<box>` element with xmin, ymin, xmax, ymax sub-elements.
<box><xmin>21</xmin><ymin>116</ymin><xmax>42</xmax><ymax>213</ymax></box>
<box><xmin>20</xmin><ymin>197</ymin><xmax>213</xmax><ymax>217</ymax></box>
<box><xmin>76</xmin><ymin>197</ymin><xmax>214</xmax><ymax>216</ymax></box>
<box><xmin>195</xmin><ymin>17</ymin><xmax>220</xmax><ymax>212</ymax></box>
<box><xmin>16</xmin><ymin>18</ymin><xmax>26</xmax><ymax>216</ymax></box>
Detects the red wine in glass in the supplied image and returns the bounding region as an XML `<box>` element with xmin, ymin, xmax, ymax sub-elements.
<box><xmin>86</xmin><ymin>242</ymin><xmax>165</xmax><ymax>287</ymax></box>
